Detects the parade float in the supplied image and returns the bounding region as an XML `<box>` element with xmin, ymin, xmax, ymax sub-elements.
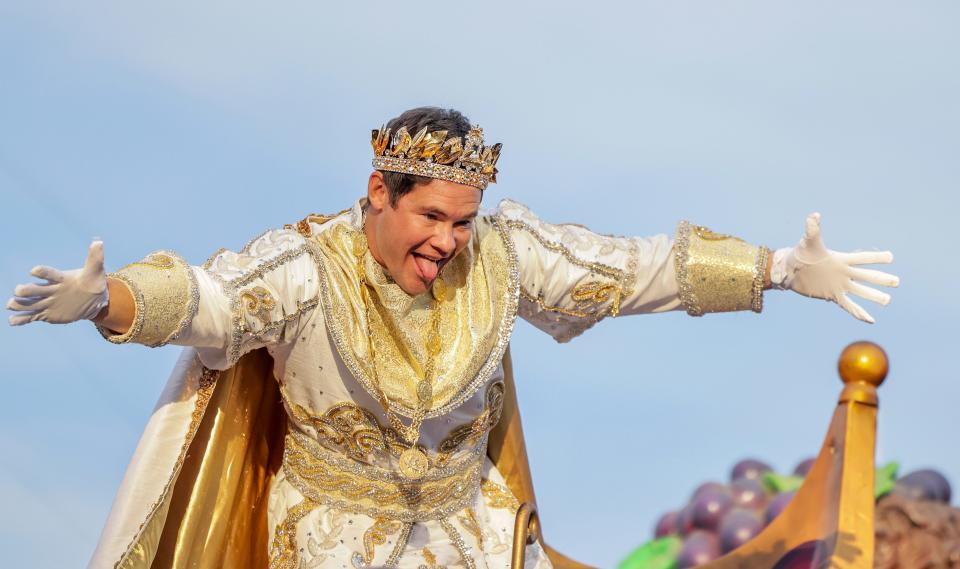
<box><xmin>492</xmin><ymin>342</ymin><xmax>958</xmax><ymax>568</ymax></box>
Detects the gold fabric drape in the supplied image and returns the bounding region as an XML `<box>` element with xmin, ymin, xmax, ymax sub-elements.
<box><xmin>146</xmin><ymin>348</ymin><xmax>286</xmax><ymax>569</ymax></box>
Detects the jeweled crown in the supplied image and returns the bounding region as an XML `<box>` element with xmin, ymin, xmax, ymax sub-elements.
<box><xmin>371</xmin><ymin>124</ymin><xmax>502</xmax><ymax>190</ymax></box>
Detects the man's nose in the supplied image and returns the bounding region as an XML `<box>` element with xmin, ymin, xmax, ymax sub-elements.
<box><xmin>431</xmin><ymin>223</ymin><xmax>456</xmax><ymax>256</ymax></box>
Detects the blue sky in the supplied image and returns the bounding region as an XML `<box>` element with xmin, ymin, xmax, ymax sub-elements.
<box><xmin>0</xmin><ymin>2</ymin><xmax>957</xmax><ymax>567</ymax></box>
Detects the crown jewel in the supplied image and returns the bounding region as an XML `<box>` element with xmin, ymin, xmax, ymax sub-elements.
<box><xmin>371</xmin><ymin>124</ymin><xmax>502</xmax><ymax>190</ymax></box>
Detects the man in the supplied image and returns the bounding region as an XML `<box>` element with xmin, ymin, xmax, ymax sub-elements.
<box><xmin>7</xmin><ymin>107</ymin><xmax>898</xmax><ymax>568</ymax></box>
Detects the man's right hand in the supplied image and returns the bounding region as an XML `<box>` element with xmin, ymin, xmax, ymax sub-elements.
<box><xmin>7</xmin><ymin>240</ymin><xmax>110</xmax><ymax>326</ymax></box>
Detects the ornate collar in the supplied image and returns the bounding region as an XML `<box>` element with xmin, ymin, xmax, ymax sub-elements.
<box><xmin>308</xmin><ymin>201</ymin><xmax>519</xmax><ymax>417</ymax></box>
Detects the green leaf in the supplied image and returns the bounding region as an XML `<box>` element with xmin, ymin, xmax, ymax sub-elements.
<box><xmin>875</xmin><ymin>461</ymin><xmax>900</xmax><ymax>499</ymax></box>
<box><xmin>762</xmin><ymin>472</ymin><xmax>804</xmax><ymax>494</ymax></box>
<box><xmin>617</xmin><ymin>535</ymin><xmax>682</xmax><ymax>569</ymax></box>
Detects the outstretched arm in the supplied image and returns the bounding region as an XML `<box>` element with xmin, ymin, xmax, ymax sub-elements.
<box><xmin>8</xmin><ymin>227</ymin><xmax>322</xmax><ymax>370</ymax></box>
<box><xmin>499</xmin><ymin>199</ymin><xmax>898</xmax><ymax>343</ymax></box>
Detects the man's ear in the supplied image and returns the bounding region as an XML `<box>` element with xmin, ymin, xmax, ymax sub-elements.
<box><xmin>367</xmin><ymin>171</ymin><xmax>389</xmax><ymax>211</ymax></box>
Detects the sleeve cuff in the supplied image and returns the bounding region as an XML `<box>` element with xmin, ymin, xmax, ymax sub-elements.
<box><xmin>674</xmin><ymin>221</ymin><xmax>768</xmax><ymax>316</ymax></box>
<box><xmin>96</xmin><ymin>252</ymin><xmax>199</xmax><ymax>347</ymax></box>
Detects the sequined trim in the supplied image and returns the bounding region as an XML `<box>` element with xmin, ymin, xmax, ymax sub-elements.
<box><xmin>201</xmin><ymin>247</ymin><xmax>227</xmax><ymax>271</ymax></box>
<box><xmin>283</xmin><ymin>431</ymin><xmax>484</xmax><ymax>522</ymax></box>
<box><xmin>674</xmin><ymin>221</ymin><xmax>766</xmax><ymax>315</ymax></box>
<box><xmin>218</xmin><ymin>244</ymin><xmax>319</xmax><ymax>366</ymax></box>
<box><xmin>439</xmin><ymin>518</ymin><xmax>478</xmax><ymax>569</ymax></box>
<box><xmin>310</xmin><ymin>214</ymin><xmax>520</xmax><ymax>419</ymax></box>
<box><xmin>240</xmin><ymin>294</ymin><xmax>320</xmax><ymax>345</ymax></box>
<box><xmin>199</xmin><ymin>225</ymin><xmax>322</xmax><ymax>365</ymax></box>
<box><xmin>115</xmin><ymin>366</ymin><xmax>219</xmax><ymax>568</ymax></box>
<box><xmin>284</xmin><ymin>382</ymin><xmax>502</xmax><ymax>469</ymax></box>
<box><xmin>752</xmin><ymin>246</ymin><xmax>769</xmax><ymax>313</ymax></box>
<box><xmin>504</xmin><ymin>216</ymin><xmax>639</xmax><ymax>340</ymax></box>
<box><xmin>97</xmin><ymin>251</ymin><xmax>199</xmax><ymax>347</ymax></box>
<box><xmin>502</xmin><ymin>218</ymin><xmax>627</xmax><ymax>283</ymax></box>
<box><xmin>386</xmin><ymin>523</ymin><xmax>413</xmax><ymax>567</ymax></box>
<box><xmin>674</xmin><ymin>221</ymin><xmax>699</xmax><ymax>315</ymax></box>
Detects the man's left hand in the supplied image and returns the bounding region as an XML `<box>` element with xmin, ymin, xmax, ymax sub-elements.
<box><xmin>770</xmin><ymin>213</ymin><xmax>899</xmax><ymax>324</ymax></box>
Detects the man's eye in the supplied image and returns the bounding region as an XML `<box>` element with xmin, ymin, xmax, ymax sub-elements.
<box><xmin>424</xmin><ymin>213</ymin><xmax>439</xmax><ymax>221</ymax></box>
<box><xmin>456</xmin><ymin>220</ymin><xmax>473</xmax><ymax>228</ymax></box>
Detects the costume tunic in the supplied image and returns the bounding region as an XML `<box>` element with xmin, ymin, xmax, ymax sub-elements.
<box><xmin>89</xmin><ymin>198</ymin><xmax>766</xmax><ymax>569</ymax></box>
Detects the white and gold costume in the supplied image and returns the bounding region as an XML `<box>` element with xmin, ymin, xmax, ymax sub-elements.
<box><xmin>87</xmin><ymin>198</ymin><xmax>767</xmax><ymax>569</ymax></box>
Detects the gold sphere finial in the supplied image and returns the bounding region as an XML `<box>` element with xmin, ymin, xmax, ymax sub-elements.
<box><xmin>838</xmin><ymin>341</ymin><xmax>888</xmax><ymax>387</ymax></box>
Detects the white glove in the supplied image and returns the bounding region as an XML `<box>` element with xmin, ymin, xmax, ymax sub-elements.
<box><xmin>771</xmin><ymin>213</ymin><xmax>899</xmax><ymax>324</ymax></box>
<box><xmin>7</xmin><ymin>240</ymin><xmax>110</xmax><ymax>326</ymax></box>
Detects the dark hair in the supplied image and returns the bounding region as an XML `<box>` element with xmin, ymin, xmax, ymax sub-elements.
<box><xmin>379</xmin><ymin>106</ymin><xmax>472</xmax><ymax>206</ymax></box>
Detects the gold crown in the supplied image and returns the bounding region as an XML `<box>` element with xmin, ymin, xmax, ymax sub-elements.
<box><xmin>371</xmin><ymin>124</ymin><xmax>502</xmax><ymax>190</ymax></box>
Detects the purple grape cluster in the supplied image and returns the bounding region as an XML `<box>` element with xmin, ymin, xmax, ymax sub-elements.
<box><xmin>653</xmin><ymin>458</ymin><xmax>806</xmax><ymax>568</ymax></box>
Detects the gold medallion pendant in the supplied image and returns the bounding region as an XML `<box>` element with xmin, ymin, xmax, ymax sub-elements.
<box><xmin>399</xmin><ymin>447</ymin><xmax>430</xmax><ymax>480</ymax></box>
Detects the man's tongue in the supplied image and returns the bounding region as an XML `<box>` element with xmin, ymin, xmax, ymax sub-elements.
<box><xmin>414</xmin><ymin>254</ymin><xmax>439</xmax><ymax>281</ymax></box>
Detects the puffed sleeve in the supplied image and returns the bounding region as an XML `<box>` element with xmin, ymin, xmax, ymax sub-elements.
<box><xmin>496</xmin><ymin>199</ymin><xmax>768</xmax><ymax>343</ymax></box>
<box><xmin>96</xmin><ymin>228</ymin><xmax>321</xmax><ymax>370</ymax></box>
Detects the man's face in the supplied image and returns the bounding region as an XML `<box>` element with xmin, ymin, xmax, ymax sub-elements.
<box><xmin>365</xmin><ymin>173</ymin><xmax>482</xmax><ymax>296</ymax></box>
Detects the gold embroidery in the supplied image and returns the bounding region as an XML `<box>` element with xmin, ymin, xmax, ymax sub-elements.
<box><xmin>422</xmin><ymin>547</ymin><xmax>438</xmax><ymax>566</ymax></box>
<box><xmin>694</xmin><ymin>226</ymin><xmax>739</xmax><ymax>241</ymax></box>
<box><xmin>285</xmin><ymin>208</ymin><xmax>353</xmax><ymax>238</ymax></box>
<box><xmin>504</xmin><ymin>215</ymin><xmax>639</xmax><ymax>337</ymax></box>
<box><xmin>572</xmin><ymin>281</ymin><xmax>623</xmax><ymax>317</ymax></box>
<box><xmin>361</xmin><ymin>518</ymin><xmax>401</xmax><ymax>565</ymax></box>
<box><xmin>523</xmin><ymin>280</ymin><xmax>625</xmax><ymax>320</ymax></box>
<box><xmin>240</xmin><ymin>285</ymin><xmax>277</xmax><ymax>325</ymax></box>
<box><xmin>520</xmin><ymin>287</ymin><xmax>590</xmax><ymax>318</ymax></box>
<box><xmin>287</xmin><ymin>399</ymin><xmax>391</xmax><ymax>461</ymax></box>
<box><xmin>419</xmin><ymin>546</ymin><xmax>447</xmax><ymax>569</ymax></box>
<box><xmin>283</xmin><ymin>431</ymin><xmax>483</xmax><ymax>522</ymax></box>
<box><xmin>480</xmin><ymin>478</ymin><xmax>520</xmax><ymax>513</ymax></box>
<box><xmin>457</xmin><ymin>507</ymin><xmax>485</xmax><ymax>552</ymax></box>
<box><xmin>436</xmin><ymin>382</ymin><xmax>504</xmax><ymax>467</ymax></box>
<box><xmin>283</xmin><ymin>381</ymin><xmax>501</xmax><ymax>471</ymax></box>
<box><xmin>206</xmin><ymin>242</ymin><xmax>319</xmax><ymax>366</ymax></box>
<box><xmin>128</xmin><ymin>253</ymin><xmax>176</xmax><ymax>269</ymax></box>
<box><xmin>269</xmin><ymin>499</ymin><xmax>319</xmax><ymax>569</ymax></box>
